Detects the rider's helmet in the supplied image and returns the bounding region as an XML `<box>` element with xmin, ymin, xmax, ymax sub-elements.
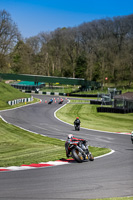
<box><xmin>68</xmin><ymin>134</ymin><xmax>74</xmax><ymax>139</ymax></box>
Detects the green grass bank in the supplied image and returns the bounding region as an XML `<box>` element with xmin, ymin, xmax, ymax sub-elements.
<box><xmin>56</xmin><ymin>100</ymin><xmax>133</xmax><ymax>133</ymax></box>
<box><xmin>0</xmin><ymin>81</ymin><xmax>40</xmax><ymax>110</ymax></box>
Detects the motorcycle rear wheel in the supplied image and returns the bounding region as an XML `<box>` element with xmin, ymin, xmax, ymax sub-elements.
<box><xmin>72</xmin><ymin>149</ymin><xmax>83</xmax><ymax>163</ymax></box>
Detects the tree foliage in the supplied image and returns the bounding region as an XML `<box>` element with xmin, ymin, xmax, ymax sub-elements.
<box><xmin>0</xmin><ymin>10</ymin><xmax>20</xmax><ymax>72</ymax></box>
<box><xmin>0</xmin><ymin>9</ymin><xmax>133</xmax><ymax>87</ymax></box>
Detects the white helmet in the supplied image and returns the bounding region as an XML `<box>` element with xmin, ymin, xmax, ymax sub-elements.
<box><xmin>68</xmin><ymin>134</ymin><xmax>74</xmax><ymax>139</ymax></box>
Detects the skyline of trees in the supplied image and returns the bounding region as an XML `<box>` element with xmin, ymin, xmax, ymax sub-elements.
<box><xmin>0</xmin><ymin>9</ymin><xmax>133</xmax><ymax>87</ymax></box>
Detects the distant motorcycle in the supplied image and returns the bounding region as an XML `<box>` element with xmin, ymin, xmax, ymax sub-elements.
<box><xmin>74</xmin><ymin>117</ymin><xmax>80</xmax><ymax>131</ymax></box>
<box><xmin>74</xmin><ymin>123</ymin><xmax>80</xmax><ymax>131</ymax></box>
<box><xmin>59</xmin><ymin>98</ymin><xmax>64</xmax><ymax>104</ymax></box>
<box><xmin>65</xmin><ymin>139</ymin><xmax>94</xmax><ymax>163</ymax></box>
<box><xmin>48</xmin><ymin>99</ymin><xmax>53</xmax><ymax>104</ymax></box>
<box><xmin>131</xmin><ymin>131</ymin><xmax>133</xmax><ymax>144</ymax></box>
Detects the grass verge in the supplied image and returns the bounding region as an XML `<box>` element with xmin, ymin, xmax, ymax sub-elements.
<box><xmin>56</xmin><ymin>100</ymin><xmax>133</xmax><ymax>133</ymax></box>
<box><xmin>0</xmin><ymin>118</ymin><xmax>110</xmax><ymax>167</ymax></box>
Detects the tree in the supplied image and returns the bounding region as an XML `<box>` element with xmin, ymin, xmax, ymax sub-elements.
<box><xmin>75</xmin><ymin>55</ymin><xmax>87</xmax><ymax>78</ymax></box>
<box><xmin>0</xmin><ymin>9</ymin><xmax>20</xmax><ymax>72</ymax></box>
<box><xmin>11</xmin><ymin>40</ymin><xmax>33</xmax><ymax>74</ymax></box>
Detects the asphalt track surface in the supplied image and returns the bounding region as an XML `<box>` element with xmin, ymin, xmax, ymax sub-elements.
<box><xmin>0</xmin><ymin>95</ymin><xmax>133</xmax><ymax>200</ymax></box>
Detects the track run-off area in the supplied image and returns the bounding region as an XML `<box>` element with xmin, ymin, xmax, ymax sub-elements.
<box><xmin>0</xmin><ymin>95</ymin><xmax>132</xmax><ymax>200</ymax></box>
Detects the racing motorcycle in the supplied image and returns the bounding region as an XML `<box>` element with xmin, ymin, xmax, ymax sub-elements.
<box><xmin>74</xmin><ymin>124</ymin><xmax>80</xmax><ymax>131</ymax></box>
<box><xmin>66</xmin><ymin>140</ymin><xmax>94</xmax><ymax>163</ymax></box>
<box><xmin>131</xmin><ymin>131</ymin><xmax>133</xmax><ymax>144</ymax></box>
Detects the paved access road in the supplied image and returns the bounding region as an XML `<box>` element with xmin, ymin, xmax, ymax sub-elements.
<box><xmin>0</xmin><ymin>95</ymin><xmax>133</xmax><ymax>200</ymax></box>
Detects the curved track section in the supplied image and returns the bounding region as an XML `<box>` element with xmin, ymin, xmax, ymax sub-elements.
<box><xmin>0</xmin><ymin>95</ymin><xmax>133</xmax><ymax>200</ymax></box>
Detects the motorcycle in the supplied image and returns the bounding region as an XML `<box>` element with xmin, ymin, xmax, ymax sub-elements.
<box><xmin>74</xmin><ymin>123</ymin><xmax>80</xmax><ymax>131</ymax></box>
<box><xmin>66</xmin><ymin>140</ymin><xmax>94</xmax><ymax>163</ymax></box>
<box><xmin>48</xmin><ymin>99</ymin><xmax>53</xmax><ymax>104</ymax></box>
<box><xmin>131</xmin><ymin>131</ymin><xmax>133</xmax><ymax>144</ymax></box>
<box><xmin>59</xmin><ymin>98</ymin><xmax>64</xmax><ymax>104</ymax></box>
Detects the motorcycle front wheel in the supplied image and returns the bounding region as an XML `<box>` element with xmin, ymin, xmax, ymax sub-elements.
<box><xmin>89</xmin><ymin>153</ymin><xmax>94</xmax><ymax>161</ymax></box>
<box><xmin>72</xmin><ymin>149</ymin><xmax>84</xmax><ymax>163</ymax></box>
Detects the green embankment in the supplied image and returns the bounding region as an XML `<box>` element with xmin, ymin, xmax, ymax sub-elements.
<box><xmin>0</xmin><ymin>81</ymin><xmax>39</xmax><ymax>110</ymax></box>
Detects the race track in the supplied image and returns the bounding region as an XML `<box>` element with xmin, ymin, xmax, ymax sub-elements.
<box><xmin>0</xmin><ymin>95</ymin><xmax>133</xmax><ymax>200</ymax></box>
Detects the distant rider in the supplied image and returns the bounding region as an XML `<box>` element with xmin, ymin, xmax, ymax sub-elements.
<box><xmin>65</xmin><ymin>134</ymin><xmax>88</xmax><ymax>158</ymax></box>
<box><xmin>74</xmin><ymin>117</ymin><xmax>81</xmax><ymax>127</ymax></box>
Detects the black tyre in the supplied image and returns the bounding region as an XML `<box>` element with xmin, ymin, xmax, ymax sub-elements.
<box><xmin>89</xmin><ymin>153</ymin><xmax>94</xmax><ymax>161</ymax></box>
<box><xmin>84</xmin><ymin>153</ymin><xmax>89</xmax><ymax>162</ymax></box>
<box><xmin>72</xmin><ymin>149</ymin><xmax>83</xmax><ymax>163</ymax></box>
<box><xmin>75</xmin><ymin>125</ymin><xmax>80</xmax><ymax>131</ymax></box>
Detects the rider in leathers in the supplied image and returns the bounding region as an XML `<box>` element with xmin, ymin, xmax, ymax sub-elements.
<box><xmin>74</xmin><ymin>117</ymin><xmax>81</xmax><ymax>127</ymax></box>
<box><xmin>65</xmin><ymin>134</ymin><xmax>89</xmax><ymax>158</ymax></box>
